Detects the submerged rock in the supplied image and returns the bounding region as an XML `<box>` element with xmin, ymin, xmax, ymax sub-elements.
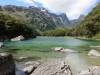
<box><xmin>16</xmin><ymin>56</ymin><xmax>39</xmax><ymax>62</ymax></box>
<box><xmin>61</xmin><ymin>49</ymin><xmax>76</xmax><ymax>53</ymax></box>
<box><xmin>16</xmin><ymin>68</ymin><xmax>27</xmax><ymax>75</ymax></box>
<box><xmin>0</xmin><ymin>42</ymin><xmax>4</xmax><ymax>48</ymax></box>
<box><xmin>90</xmin><ymin>46</ymin><xmax>100</xmax><ymax>48</ymax></box>
<box><xmin>88</xmin><ymin>49</ymin><xmax>100</xmax><ymax>57</ymax></box>
<box><xmin>54</xmin><ymin>47</ymin><xmax>76</xmax><ymax>53</ymax></box>
<box><xmin>11</xmin><ymin>35</ymin><xmax>24</xmax><ymax>42</ymax></box>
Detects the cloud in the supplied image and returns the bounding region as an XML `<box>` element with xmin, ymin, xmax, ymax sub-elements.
<box><xmin>18</xmin><ymin>0</ymin><xmax>98</xmax><ymax>20</ymax></box>
<box><xmin>18</xmin><ymin>0</ymin><xmax>35</xmax><ymax>5</ymax></box>
<box><xmin>40</xmin><ymin>0</ymin><xmax>97</xmax><ymax>20</ymax></box>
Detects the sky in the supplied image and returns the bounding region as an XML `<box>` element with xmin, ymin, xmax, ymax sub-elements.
<box><xmin>0</xmin><ymin>0</ymin><xmax>99</xmax><ymax>20</ymax></box>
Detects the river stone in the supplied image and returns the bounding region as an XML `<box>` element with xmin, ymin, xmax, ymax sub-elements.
<box><xmin>31</xmin><ymin>59</ymin><xmax>72</xmax><ymax>75</ymax></box>
<box><xmin>22</xmin><ymin>61</ymin><xmax>40</xmax><ymax>74</ymax></box>
<box><xmin>88</xmin><ymin>49</ymin><xmax>100</xmax><ymax>57</ymax></box>
<box><xmin>54</xmin><ymin>47</ymin><xmax>64</xmax><ymax>51</ymax></box>
<box><xmin>11</xmin><ymin>35</ymin><xmax>24</xmax><ymax>42</ymax></box>
<box><xmin>0</xmin><ymin>53</ymin><xmax>15</xmax><ymax>75</ymax></box>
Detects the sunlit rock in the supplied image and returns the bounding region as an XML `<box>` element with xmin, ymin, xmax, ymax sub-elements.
<box><xmin>11</xmin><ymin>35</ymin><xmax>24</xmax><ymax>42</ymax></box>
<box><xmin>90</xmin><ymin>66</ymin><xmax>100</xmax><ymax>75</ymax></box>
<box><xmin>61</xmin><ymin>49</ymin><xmax>76</xmax><ymax>53</ymax></box>
<box><xmin>21</xmin><ymin>61</ymin><xmax>40</xmax><ymax>74</ymax></box>
<box><xmin>88</xmin><ymin>49</ymin><xmax>100</xmax><ymax>57</ymax></box>
<box><xmin>54</xmin><ymin>47</ymin><xmax>64</xmax><ymax>51</ymax></box>
<box><xmin>31</xmin><ymin>60</ymin><xmax>72</xmax><ymax>75</ymax></box>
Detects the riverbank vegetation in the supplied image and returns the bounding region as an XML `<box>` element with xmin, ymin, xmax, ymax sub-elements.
<box><xmin>69</xmin><ymin>3</ymin><xmax>100</xmax><ymax>38</ymax></box>
<box><xmin>43</xmin><ymin>3</ymin><xmax>100</xmax><ymax>39</ymax></box>
<box><xmin>42</xmin><ymin>28</ymin><xmax>70</xmax><ymax>36</ymax></box>
<box><xmin>0</xmin><ymin>12</ymin><xmax>39</xmax><ymax>41</ymax></box>
<box><xmin>0</xmin><ymin>3</ymin><xmax>99</xmax><ymax>40</ymax></box>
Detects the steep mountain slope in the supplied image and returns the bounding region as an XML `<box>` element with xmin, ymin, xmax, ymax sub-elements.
<box><xmin>71</xmin><ymin>3</ymin><xmax>100</xmax><ymax>38</ymax></box>
<box><xmin>0</xmin><ymin>5</ymin><xmax>70</xmax><ymax>31</ymax></box>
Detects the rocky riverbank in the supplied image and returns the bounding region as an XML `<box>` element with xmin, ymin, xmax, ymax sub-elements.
<box><xmin>0</xmin><ymin>53</ymin><xmax>73</xmax><ymax>75</ymax></box>
<box><xmin>0</xmin><ymin>52</ymin><xmax>100</xmax><ymax>75</ymax></box>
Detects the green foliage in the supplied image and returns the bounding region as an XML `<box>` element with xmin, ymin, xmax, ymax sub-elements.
<box><xmin>43</xmin><ymin>28</ymin><xmax>69</xmax><ymax>36</ymax></box>
<box><xmin>0</xmin><ymin>12</ymin><xmax>38</xmax><ymax>40</ymax></box>
<box><xmin>70</xmin><ymin>3</ymin><xmax>100</xmax><ymax>38</ymax></box>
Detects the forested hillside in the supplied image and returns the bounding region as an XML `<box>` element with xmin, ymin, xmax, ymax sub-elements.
<box><xmin>0</xmin><ymin>12</ymin><xmax>38</xmax><ymax>40</ymax></box>
<box><xmin>0</xmin><ymin>5</ymin><xmax>71</xmax><ymax>40</ymax></box>
<box><xmin>0</xmin><ymin>5</ymin><xmax>70</xmax><ymax>31</ymax></box>
<box><xmin>70</xmin><ymin>3</ymin><xmax>100</xmax><ymax>38</ymax></box>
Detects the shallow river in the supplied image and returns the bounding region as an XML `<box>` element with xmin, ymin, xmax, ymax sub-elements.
<box><xmin>1</xmin><ymin>36</ymin><xmax>100</xmax><ymax>66</ymax></box>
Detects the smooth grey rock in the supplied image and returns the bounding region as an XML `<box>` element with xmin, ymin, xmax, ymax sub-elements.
<box><xmin>88</xmin><ymin>49</ymin><xmax>100</xmax><ymax>57</ymax></box>
<box><xmin>11</xmin><ymin>35</ymin><xmax>24</xmax><ymax>42</ymax></box>
<box><xmin>31</xmin><ymin>59</ymin><xmax>72</xmax><ymax>75</ymax></box>
<box><xmin>54</xmin><ymin>47</ymin><xmax>64</xmax><ymax>51</ymax></box>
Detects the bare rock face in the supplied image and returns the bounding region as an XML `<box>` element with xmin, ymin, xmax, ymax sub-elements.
<box><xmin>0</xmin><ymin>53</ymin><xmax>15</xmax><ymax>75</ymax></box>
<box><xmin>31</xmin><ymin>59</ymin><xmax>72</xmax><ymax>75</ymax></box>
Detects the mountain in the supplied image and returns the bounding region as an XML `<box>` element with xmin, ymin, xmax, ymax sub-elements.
<box><xmin>70</xmin><ymin>3</ymin><xmax>100</xmax><ymax>38</ymax></box>
<box><xmin>70</xmin><ymin>15</ymin><xmax>85</xmax><ymax>27</ymax></box>
<box><xmin>0</xmin><ymin>5</ymin><xmax>70</xmax><ymax>31</ymax></box>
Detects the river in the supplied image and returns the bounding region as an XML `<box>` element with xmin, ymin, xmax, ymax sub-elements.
<box><xmin>1</xmin><ymin>36</ymin><xmax>100</xmax><ymax>66</ymax></box>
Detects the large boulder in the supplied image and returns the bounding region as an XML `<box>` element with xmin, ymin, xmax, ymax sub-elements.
<box><xmin>88</xmin><ymin>49</ymin><xmax>100</xmax><ymax>57</ymax></box>
<box><xmin>0</xmin><ymin>53</ymin><xmax>15</xmax><ymax>75</ymax></box>
<box><xmin>31</xmin><ymin>59</ymin><xmax>72</xmax><ymax>75</ymax></box>
<box><xmin>0</xmin><ymin>42</ymin><xmax>4</xmax><ymax>48</ymax></box>
<box><xmin>11</xmin><ymin>35</ymin><xmax>24</xmax><ymax>42</ymax></box>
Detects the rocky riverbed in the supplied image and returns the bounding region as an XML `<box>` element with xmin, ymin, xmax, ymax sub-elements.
<box><xmin>0</xmin><ymin>52</ymin><xmax>100</xmax><ymax>75</ymax></box>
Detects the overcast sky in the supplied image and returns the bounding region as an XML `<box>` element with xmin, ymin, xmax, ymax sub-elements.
<box><xmin>0</xmin><ymin>0</ymin><xmax>99</xmax><ymax>20</ymax></box>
